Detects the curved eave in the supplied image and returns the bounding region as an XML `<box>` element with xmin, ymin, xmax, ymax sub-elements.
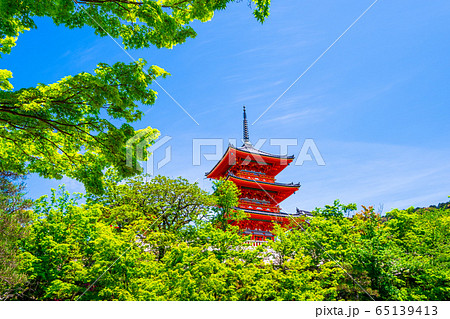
<box><xmin>234</xmin><ymin>147</ymin><xmax>294</xmax><ymax>165</ymax></box>
<box><xmin>237</xmin><ymin>143</ymin><xmax>295</xmax><ymax>159</ymax></box>
<box><xmin>206</xmin><ymin>146</ymin><xmax>233</xmax><ymax>179</ymax></box>
<box><xmin>234</xmin><ymin>149</ymin><xmax>294</xmax><ymax>176</ymax></box>
<box><xmin>242</xmin><ymin>229</ymin><xmax>274</xmax><ymax>237</ymax></box>
<box><xmin>233</xmin><ymin>208</ymin><xmax>308</xmax><ymax>224</ymax></box>
<box><xmin>237</xmin><ymin>207</ymin><xmax>305</xmax><ymax>218</ymax></box>
<box><xmin>228</xmin><ymin>174</ymin><xmax>300</xmax><ymax>191</ymax></box>
<box><xmin>229</xmin><ymin>174</ymin><xmax>299</xmax><ymax>203</ymax></box>
<box><xmin>206</xmin><ymin>144</ymin><xmax>295</xmax><ymax>179</ymax></box>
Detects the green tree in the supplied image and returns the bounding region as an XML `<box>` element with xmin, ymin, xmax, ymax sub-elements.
<box><xmin>267</xmin><ymin>225</ymin><xmax>344</xmax><ymax>301</ymax></box>
<box><xmin>313</xmin><ymin>199</ymin><xmax>357</xmax><ymax>218</ymax></box>
<box><xmin>384</xmin><ymin>203</ymin><xmax>450</xmax><ymax>300</ymax></box>
<box><xmin>17</xmin><ymin>180</ymin><xmax>252</xmax><ymax>301</ymax></box>
<box><xmin>0</xmin><ymin>60</ymin><xmax>162</xmax><ymax>194</ymax></box>
<box><xmin>0</xmin><ymin>171</ymin><xmax>32</xmax><ymax>300</ymax></box>
<box><xmin>304</xmin><ymin>201</ymin><xmax>376</xmax><ymax>300</ymax></box>
<box><xmin>17</xmin><ymin>189</ymin><xmax>450</xmax><ymax>301</ymax></box>
<box><xmin>350</xmin><ymin>206</ymin><xmax>399</xmax><ymax>300</ymax></box>
<box><xmin>139</xmin><ymin>225</ymin><xmax>252</xmax><ymax>300</ymax></box>
<box><xmin>97</xmin><ymin>174</ymin><xmax>214</xmax><ymax>232</ymax></box>
<box><xmin>94</xmin><ymin>174</ymin><xmax>215</xmax><ymax>260</ymax></box>
<box><xmin>0</xmin><ymin>0</ymin><xmax>271</xmax><ymax>193</ymax></box>
<box><xmin>211</xmin><ymin>178</ymin><xmax>243</xmax><ymax>230</ymax></box>
<box><xmin>18</xmin><ymin>186</ymin><xmax>157</xmax><ymax>300</ymax></box>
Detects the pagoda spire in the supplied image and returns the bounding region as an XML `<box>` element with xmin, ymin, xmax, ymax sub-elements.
<box><xmin>243</xmin><ymin>106</ymin><xmax>249</xmax><ymax>143</ymax></box>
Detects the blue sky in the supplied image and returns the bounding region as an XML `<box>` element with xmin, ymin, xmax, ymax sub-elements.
<box><xmin>3</xmin><ymin>0</ymin><xmax>450</xmax><ymax>213</ymax></box>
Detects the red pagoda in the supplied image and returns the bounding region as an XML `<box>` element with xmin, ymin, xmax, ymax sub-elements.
<box><xmin>206</xmin><ymin>107</ymin><xmax>308</xmax><ymax>243</ymax></box>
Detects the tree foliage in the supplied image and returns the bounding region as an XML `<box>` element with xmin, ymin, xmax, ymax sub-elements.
<box><xmin>0</xmin><ymin>60</ymin><xmax>162</xmax><ymax>194</ymax></box>
<box><xmin>5</xmin><ymin>175</ymin><xmax>450</xmax><ymax>300</ymax></box>
<box><xmin>95</xmin><ymin>174</ymin><xmax>213</xmax><ymax>231</ymax></box>
<box><xmin>18</xmin><ymin>187</ymin><xmax>148</xmax><ymax>300</ymax></box>
<box><xmin>312</xmin><ymin>199</ymin><xmax>357</xmax><ymax>218</ymax></box>
<box><xmin>0</xmin><ymin>0</ymin><xmax>271</xmax><ymax>54</ymax></box>
<box><xmin>383</xmin><ymin>204</ymin><xmax>450</xmax><ymax>300</ymax></box>
<box><xmin>0</xmin><ymin>171</ymin><xmax>32</xmax><ymax>300</ymax></box>
<box><xmin>211</xmin><ymin>178</ymin><xmax>243</xmax><ymax>230</ymax></box>
<box><xmin>0</xmin><ymin>0</ymin><xmax>271</xmax><ymax>193</ymax></box>
<box><xmin>92</xmin><ymin>173</ymin><xmax>214</xmax><ymax>260</ymax></box>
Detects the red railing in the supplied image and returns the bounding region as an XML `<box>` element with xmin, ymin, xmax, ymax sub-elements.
<box><xmin>239</xmin><ymin>202</ymin><xmax>280</xmax><ymax>213</ymax></box>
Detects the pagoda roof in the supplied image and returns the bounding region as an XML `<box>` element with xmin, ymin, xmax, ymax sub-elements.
<box><xmin>242</xmin><ymin>229</ymin><xmax>274</xmax><ymax>237</ymax></box>
<box><xmin>228</xmin><ymin>173</ymin><xmax>300</xmax><ymax>203</ymax></box>
<box><xmin>237</xmin><ymin>207</ymin><xmax>304</xmax><ymax>218</ymax></box>
<box><xmin>206</xmin><ymin>143</ymin><xmax>295</xmax><ymax>179</ymax></box>
<box><xmin>228</xmin><ymin>173</ymin><xmax>300</xmax><ymax>189</ymax></box>
<box><xmin>237</xmin><ymin>142</ymin><xmax>295</xmax><ymax>159</ymax></box>
<box><xmin>236</xmin><ymin>207</ymin><xmax>309</xmax><ymax>224</ymax></box>
<box><xmin>296</xmin><ymin>208</ymin><xmax>313</xmax><ymax>217</ymax></box>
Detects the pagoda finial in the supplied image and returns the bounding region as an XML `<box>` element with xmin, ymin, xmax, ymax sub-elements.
<box><xmin>243</xmin><ymin>106</ymin><xmax>249</xmax><ymax>143</ymax></box>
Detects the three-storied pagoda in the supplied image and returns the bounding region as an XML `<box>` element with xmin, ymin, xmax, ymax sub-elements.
<box><xmin>206</xmin><ymin>107</ymin><xmax>306</xmax><ymax>242</ymax></box>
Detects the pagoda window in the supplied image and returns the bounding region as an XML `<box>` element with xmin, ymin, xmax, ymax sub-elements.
<box><xmin>240</xmin><ymin>169</ymin><xmax>266</xmax><ymax>176</ymax></box>
<box><xmin>240</xmin><ymin>198</ymin><xmax>271</xmax><ymax>205</ymax></box>
<box><xmin>235</xmin><ymin>160</ymin><xmax>272</xmax><ymax>174</ymax></box>
<box><xmin>239</xmin><ymin>188</ymin><xmax>276</xmax><ymax>203</ymax></box>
